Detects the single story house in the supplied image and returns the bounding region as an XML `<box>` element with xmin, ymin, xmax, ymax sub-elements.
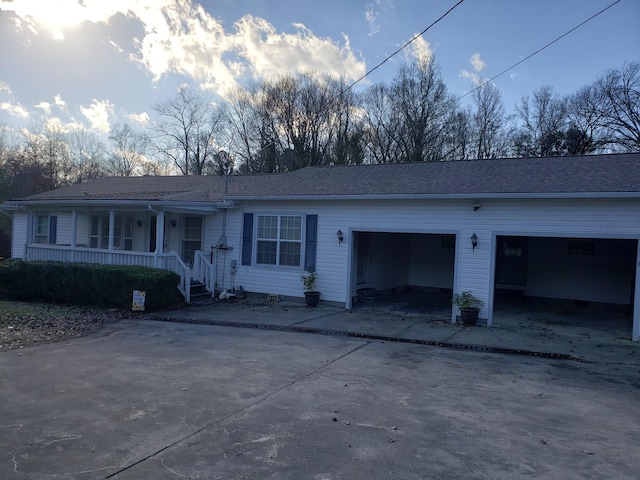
<box><xmin>2</xmin><ymin>153</ymin><xmax>639</xmax><ymax>341</ymax></box>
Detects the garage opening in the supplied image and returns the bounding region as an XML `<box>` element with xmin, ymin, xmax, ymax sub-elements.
<box><xmin>351</xmin><ymin>232</ymin><xmax>455</xmax><ymax>317</ymax></box>
<box><xmin>493</xmin><ymin>236</ymin><xmax>637</xmax><ymax>332</ymax></box>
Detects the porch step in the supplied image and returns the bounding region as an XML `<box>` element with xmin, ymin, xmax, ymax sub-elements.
<box><xmin>189</xmin><ymin>281</ymin><xmax>212</xmax><ymax>303</ymax></box>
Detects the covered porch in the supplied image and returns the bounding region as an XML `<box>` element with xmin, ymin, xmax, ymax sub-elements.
<box><xmin>10</xmin><ymin>201</ymin><xmax>231</xmax><ymax>303</ymax></box>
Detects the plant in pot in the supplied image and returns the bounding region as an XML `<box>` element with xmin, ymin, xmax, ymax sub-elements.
<box><xmin>452</xmin><ymin>291</ymin><xmax>484</xmax><ymax>325</ymax></box>
<box><xmin>301</xmin><ymin>269</ymin><xmax>320</xmax><ymax>307</ymax></box>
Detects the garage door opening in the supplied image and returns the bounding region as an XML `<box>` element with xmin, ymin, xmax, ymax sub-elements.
<box><xmin>493</xmin><ymin>236</ymin><xmax>637</xmax><ymax>333</ymax></box>
<box><xmin>351</xmin><ymin>232</ymin><xmax>455</xmax><ymax>317</ymax></box>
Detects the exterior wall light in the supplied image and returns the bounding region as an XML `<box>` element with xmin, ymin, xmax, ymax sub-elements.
<box><xmin>471</xmin><ymin>232</ymin><xmax>478</xmax><ymax>251</ymax></box>
<box><xmin>171</xmin><ymin>220</ymin><xmax>177</xmax><ymax>228</ymax></box>
<box><xmin>336</xmin><ymin>229</ymin><xmax>344</xmax><ymax>244</ymax></box>
<box><xmin>136</xmin><ymin>220</ymin><xmax>143</xmax><ymax>228</ymax></box>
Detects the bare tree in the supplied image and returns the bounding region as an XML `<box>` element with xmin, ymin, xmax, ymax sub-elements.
<box><xmin>513</xmin><ymin>85</ymin><xmax>568</xmax><ymax>157</ymax></box>
<box><xmin>596</xmin><ymin>62</ymin><xmax>640</xmax><ymax>152</ymax></box>
<box><xmin>391</xmin><ymin>55</ymin><xmax>456</xmax><ymax>162</ymax></box>
<box><xmin>68</xmin><ymin>128</ymin><xmax>108</xmax><ymax>182</ymax></box>
<box><xmin>362</xmin><ymin>83</ymin><xmax>401</xmax><ymax>163</ymax></box>
<box><xmin>107</xmin><ymin>123</ymin><xmax>149</xmax><ymax>176</ymax></box>
<box><xmin>472</xmin><ymin>82</ymin><xmax>506</xmax><ymax>159</ymax></box>
<box><xmin>564</xmin><ymin>85</ymin><xmax>609</xmax><ymax>155</ymax></box>
<box><xmin>151</xmin><ymin>85</ymin><xmax>224</xmax><ymax>175</ymax></box>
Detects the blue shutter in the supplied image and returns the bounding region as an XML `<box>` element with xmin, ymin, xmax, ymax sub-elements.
<box><xmin>304</xmin><ymin>214</ymin><xmax>318</xmax><ymax>271</ymax></box>
<box><xmin>241</xmin><ymin>213</ymin><xmax>254</xmax><ymax>266</ymax></box>
<box><xmin>48</xmin><ymin>216</ymin><xmax>57</xmax><ymax>244</ymax></box>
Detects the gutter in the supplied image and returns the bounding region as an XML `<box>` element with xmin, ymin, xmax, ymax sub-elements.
<box><xmin>222</xmin><ymin>192</ymin><xmax>640</xmax><ymax>201</ymax></box>
<box><xmin>3</xmin><ymin>199</ymin><xmax>236</xmax><ymax>209</ymax></box>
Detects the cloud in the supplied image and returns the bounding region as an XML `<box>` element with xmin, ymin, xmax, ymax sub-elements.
<box><xmin>126</xmin><ymin>111</ymin><xmax>150</xmax><ymax>127</ymax></box>
<box><xmin>0</xmin><ymin>101</ymin><xmax>30</xmax><ymax>118</ymax></box>
<box><xmin>459</xmin><ymin>53</ymin><xmax>487</xmax><ymax>86</ymax></box>
<box><xmin>365</xmin><ymin>4</ymin><xmax>380</xmax><ymax>37</ymax></box>
<box><xmin>35</xmin><ymin>101</ymin><xmax>52</xmax><ymax>115</ymax></box>
<box><xmin>3</xmin><ymin>0</ymin><xmax>367</xmax><ymax>99</ymax></box>
<box><xmin>80</xmin><ymin>99</ymin><xmax>114</xmax><ymax>132</ymax></box>
<box><xmin>0</xmin><ymin>80</ymin><xmax>13</xmax><ymax>94</ymax></box>
<box><xmin>231</xmin><ymin>16</ymin><xmax>365</xmax><ymax>90</ymax></box>
<box><xmin>470</xmin><ymin>53</ymin><xmax>486</xmax><ymax>72</ymax></box>
<box><xmin>53</xmin><ymin>94</ymin><xmax>67</xmax><ymax>109</ymax></box>
<box><xmin>406</xmin><ymin>35</ymin><xmax>432</xmax><ymax>62</ymax></box>
<box><xmin>459</xmin><ymin>70</ymin><xmax>482</xmax><ymax>86</ymax></box>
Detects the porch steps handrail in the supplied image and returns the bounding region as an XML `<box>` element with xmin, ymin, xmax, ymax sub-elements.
<box><xmin>193</xmin><ymin>250</ymin><xmax>215</xmax><ymax>293</ymax></box>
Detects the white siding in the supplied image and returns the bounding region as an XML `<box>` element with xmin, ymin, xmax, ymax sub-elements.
<box><xmin>11</xmin><ymin>211</ymin><xmax>28</xmax><ymax>259</ymax></box>
<box><xmin>228</xmin><ymin>198</ymin><xmax>640</xmax><ymax>316</ymax></box>
<box><xmin>55</xmin><ymin>212</ymin><xmax>73</xmax><ymax>245</ymax></box>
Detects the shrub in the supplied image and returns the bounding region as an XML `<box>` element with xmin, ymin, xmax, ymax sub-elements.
<box><xmin>0</xmin><ymin>261</ymin><xmax>181</xmax><ymax>311</ymax></box>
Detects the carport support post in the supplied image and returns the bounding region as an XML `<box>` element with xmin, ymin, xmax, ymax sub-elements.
<box><xmin>633</xmin><ymin>240</ymin><xmax>640</xmax><ymax>342</ymax></box>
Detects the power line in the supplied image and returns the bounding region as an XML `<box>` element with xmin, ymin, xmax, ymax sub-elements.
<box><xmin>249</xmin><ymin>0</ymin><xmax>466</xmax><ymax>163</ymax></box>
<box><xmin>459</xmin><ymin>0</ymin><xmax>621</xmax><ymax>100</ymax></box>
<box><xmin>341</xmin><ymin>0</ymin><xmax>465</xmax><ymax>96</ymax></box>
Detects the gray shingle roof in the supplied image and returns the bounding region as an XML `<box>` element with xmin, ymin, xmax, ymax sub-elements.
<box><xmin>12</xmin><ymin>153</ymin><xmax>640</xmax><ymax>203</ymax></box>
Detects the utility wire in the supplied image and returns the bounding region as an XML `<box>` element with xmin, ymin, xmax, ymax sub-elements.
<box><xmin>247</xmin><ymin>0</ymin><xmax>466</xmax><ymax>163</ymax></box>
<box><xmin>459</xmin><ymin>0</ymin><xmax>621</xmax><ymax>100</ymax></box>
<box><xmin>341</xmin><ymin>0</ymin><xmax>465</xmax><ymax>95</ymax></box>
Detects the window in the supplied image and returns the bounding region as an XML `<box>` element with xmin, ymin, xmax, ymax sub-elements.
<box><xmin>35</xmin><ymin>215</ymin><xmax>49</xmax><ymax>244</ymax></box>
<box><xmin>182</xmin><ymin>216</ymin><xmax>203</xmax><ymax>264</ymax></box>
<box><xmin>256</xmin><ymin>215</ymin><xmax>302</xmax><ymax>266</ymax></box>
<box><xmin>90</xmin><ymin>215</ymin><xmax>133</xmax><ymax>250</ymax></box>
<box><xmin>34</xmin><ymin>215</ymin><xmax>57</xmax><ymax>244</ymax></box>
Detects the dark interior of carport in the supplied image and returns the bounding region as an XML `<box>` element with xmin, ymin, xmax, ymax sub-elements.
<box><xmin>493</xmin><ymin>236</ymin><xmax>637</xmax><ymax>332</ymax></box>
<box><xmin>352</xmin><ymin>231</ymin><xmax>455</xmax><ymax>317</ymax></box>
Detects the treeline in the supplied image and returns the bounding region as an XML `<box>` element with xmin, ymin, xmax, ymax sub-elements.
<box><xmin>1</xmin><ymin>57</ymin><xmax>638</xmax><ymax>200</ymax></box>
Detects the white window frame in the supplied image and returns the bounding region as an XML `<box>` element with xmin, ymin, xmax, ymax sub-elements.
<box><xmin>34</xmin><ymin>215</ymin><xmax>49</xmax><ymax>244</ymax></box>
<box><xmin>255</xmin><ymin>214</ymin><xmax>303</xmax><ymax>267</ymax></box>
<box><xmin>90</xmin><ymin>215</ymin><xmax>134</xmax><ymax>250</ymax></box>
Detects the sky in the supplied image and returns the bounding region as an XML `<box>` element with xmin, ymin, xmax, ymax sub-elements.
<box><xmin>0</xmin><ymin>0</ymin><xmax>638</xmax><ymax>138</ymax></box>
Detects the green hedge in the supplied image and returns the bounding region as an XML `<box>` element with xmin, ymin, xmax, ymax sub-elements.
<box><xmin>0</xmin><ymin>260</ymin><xmax>182</xmax><ymax>311</ymax></box>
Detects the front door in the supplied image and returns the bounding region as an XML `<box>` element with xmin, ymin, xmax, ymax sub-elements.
<box><xmin>182</xmin><ymin>216</ymin><xmax>203</xmax><ymax>266</ymax></box>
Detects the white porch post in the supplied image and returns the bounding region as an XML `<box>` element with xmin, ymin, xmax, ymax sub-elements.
<box><xmin>633</xmin><ymin>240</ymin><xmax>640</xmax><ymax>342</ymax></box>
<box><xmin>154</xmin><ymin>210</ymin><xmax>165</xmax><ymax>268</ymax></box>
<box><xmin>108</xmin><ymin>210</ymin><xmax>115</xmax><ymax>250</ymax></box>
<box><xmin>25</xmin><ymin>211</ymin><xmax>33</xmax><ymax>260</ymax></box>
<box><xmin>71</xmin><ymin>210</ymin><xmax>77</xmax><ymax>262</ymax></box>
<box><xmin>70</xmin><ymin>210</ymin><xmax>77</xmax><ymax>247</ymax></box>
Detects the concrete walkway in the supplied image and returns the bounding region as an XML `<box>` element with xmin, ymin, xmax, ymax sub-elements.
<box><xmin>154</xmin><ymin>298</ymin><xmax>639</xmax><ymax>366</ymax></box>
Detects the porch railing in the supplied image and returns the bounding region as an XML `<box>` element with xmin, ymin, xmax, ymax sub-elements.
<box><xmin>25</xmin><ymin>244</ymin><xmax>196</xmax><ymax>303</ymax></box>
<box><xmin>193</xmin><ymin>250</ymin><xmax>215</xmax><ymax>293</ymax></box>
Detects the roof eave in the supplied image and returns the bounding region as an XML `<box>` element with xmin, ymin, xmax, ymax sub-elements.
<box><xmin>224</xmin><ymin>192</ymin><xmax>640</xmax><ymax>201</ymax></box>
<box><xmin>2</xmin><ymin>199</ymin><xmax>235</xmax><ymax>210</ymax></box>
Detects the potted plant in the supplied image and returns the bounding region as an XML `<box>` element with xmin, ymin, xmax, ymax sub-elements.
<box><xmin>452</xmin><ymin>291</ymin><xmax>484</xmax><ymax>325</ymax></box>
<box><xmin>301</xmin><ymin>269</ymin><xmax>320</xmax><ymax>307</ymax></box>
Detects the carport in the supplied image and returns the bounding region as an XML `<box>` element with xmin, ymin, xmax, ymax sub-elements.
<box><xmin>492</xmin><ymin>235</ymin><xmax>637</xmax><ymax>332</ymax></box>
<box><xmin>350</xmin><ymin>231</ymin><xmax>456</xmax><ymax>315</ymax></box>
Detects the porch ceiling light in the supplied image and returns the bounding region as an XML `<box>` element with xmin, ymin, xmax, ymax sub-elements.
<box><xmin>136</xmin><ymin>220</ymin><xmax>142</xmax><ymax>227</ymax></box>
<box><xmin>471</xmin><ymin>232</ymin><xmax>478</xmax><ymax>251</ymax></box>
<box><xmin>336</xmin><ymin>229</ymin><xmax>344</xmax><ymax>244</ymax></box>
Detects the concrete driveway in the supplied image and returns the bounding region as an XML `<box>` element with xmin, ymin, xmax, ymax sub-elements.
<box><xmin>1</xmin><ymin>302</ymin><xmax>639</xmax><ymax>479</ymax></box>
